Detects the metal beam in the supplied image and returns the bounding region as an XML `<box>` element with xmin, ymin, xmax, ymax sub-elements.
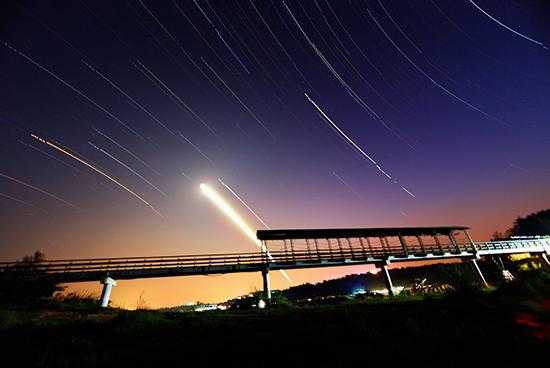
<box><xmin>434</xmin><ymin>235</ymin><xmax>443</xmax><ymax>253</ymax></box>
<box><xmin>464</xmin><ymin>230</ymin><xmax>477</xmax><ymax>252</ymax></box>
<box><xmin>449</xmin><ymin>232</ymin><xmax>461</xmax><ymax>253</ymax></box>
<box><xmin>416</xmin><ymin>235</ymin><xmax>426</xmax><ymax>254</ymax></box>
<box><xmin>381</xmin><ymin>265</ymin><xmax>394</xmax><ymax>296</ymax></box>
<box><xmin>398</xmin><ymin>235</ymin><xmax>408</xmax><ymax>256</ymax></box>
<box><xmin>313</xmin><ymin>238</ymin><xmax>321</xmax><ymax>260</ymax></box>
<box><xmin>471</xmin><ymin>260</ymin><xmax>489</xmax><ymax>288</ymax></box>
<box><xmin>257</xmin><ymin>226</ymin><xmax>470</xmax><ymax>240</ymax></box>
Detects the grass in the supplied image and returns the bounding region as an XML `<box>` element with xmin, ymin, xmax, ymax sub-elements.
<box><xmin>0</xmin><ymin>270</ymin><xmax>548</xmax><ymax>367</ymax></box>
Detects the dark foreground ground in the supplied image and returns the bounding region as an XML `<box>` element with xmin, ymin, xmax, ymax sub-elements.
<box><xmin>0</xmin><ymin>274</ymin><xmax>548</xmax><ymax>367</ymax></box>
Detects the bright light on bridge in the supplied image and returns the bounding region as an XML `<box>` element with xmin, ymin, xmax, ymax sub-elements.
<box><xmin>200</xmin><ymin>183</ymin><xmax>292</xmax><ymax>283</ymax></box>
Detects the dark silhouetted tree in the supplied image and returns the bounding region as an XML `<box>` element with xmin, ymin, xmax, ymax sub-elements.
<box><xmin>0</xmin><ymin>250</ymin><xmax>64</xmax><ymax>305</ymax></box>
<box><xmin>506</xmin><ymin>209</ymin><xmax>550</xmax><ymax>237</ymax></box>
<box><xmin>491</xmin><ymin>231</ymin><xmax>505</xmax><ymax>241</ymax></box>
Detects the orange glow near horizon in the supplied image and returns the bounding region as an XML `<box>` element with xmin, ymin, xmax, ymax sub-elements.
<box><xmin>2</xmin><ymin>178</ymin><xmax>548</xmax><ymax>309</ymax></box>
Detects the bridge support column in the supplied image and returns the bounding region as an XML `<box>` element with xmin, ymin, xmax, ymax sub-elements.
<box><xmin>262</xmin><ymin>269</ymin><xmax>271</xmax><ymax>302</ymax></box>
<box><xmin>449</xmin><ymin>232</ymin><xmax>461</xmax><ymax>253</ymax></box>
<box><xmin>541</xmin><ymin>253</ymin><xmax>550</xmax><ymax>268</ymax></box>
<box><xmin>471</xmin><ymin>259</ymin><xmax>489</xmax><ymax>288</ymax></box>
<box><xmin>100</xmin><ymin>277</ymin><xmax>117</xmax><ymax>308</ymax></box>
<box><xmin>398</xmin><ymin>235</ymin><xmax>408</xmax><ymax>256</ymax></box>
<box><xmin>381</xmin><ymin>265</ymin><xmax>394</xmax><ymax>296</ymax></box>
<box><xmin>464</xmin><ymin>230</ymin><xmax>477</xmax><ymax>252</ymax></box>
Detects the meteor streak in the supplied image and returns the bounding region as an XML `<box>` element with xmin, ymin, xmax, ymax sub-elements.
<box><xmin>469</xmin><ymin>0</ymin><xmax>548</xmax><ymax>50</ymax></box>
<box><xmin>0</xmin><ymin>172</ymin><xmax>77</xmax><ymax>208</ymax></box>
<box><xmin>200</xmin><ymin>183</ymin><xmax>292</xmax><ymax>283</ymax></box>
<box><xmin>31</xmin><ymin>134</ymin><xmax>163</xmax><ymax>217</ymax></box>
<box><xmin>305</xmin><ymin>93</ymin><xmax>416</xmax><ymax>198</ymax></box>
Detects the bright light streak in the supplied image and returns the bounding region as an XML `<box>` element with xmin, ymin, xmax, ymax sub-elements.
<box><xmin>305</xmin><ymin>93</ymin><xmax>416</xmax><ymax>198</ymax></box>
<box><xmin>31</xmin><ymin>134</ymin><xmax>163</xmax><ymax>217</ymax></box>
<box><xmin>200</xmin><ymin>183</ymin><xmax>292</xmax><ymax>283</ymax></box>
<box><xmin>200</xmin><ymin>183</ymin><xmax>264</xmax><ymax>250</ymax></box>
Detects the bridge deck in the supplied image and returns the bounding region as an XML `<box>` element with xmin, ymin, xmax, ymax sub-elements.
<box><xmin>1</xmin><ymin>238</ymin><xmax>548</xmax><ymax>283</ymax></box>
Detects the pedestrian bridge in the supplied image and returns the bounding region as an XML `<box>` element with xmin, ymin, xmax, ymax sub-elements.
<box><xmin>1</xmin><ymin>226</ymin><xmax>548</xmax><ymax>306</ymax></box>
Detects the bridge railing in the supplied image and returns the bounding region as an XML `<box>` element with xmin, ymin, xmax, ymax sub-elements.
<box><xmin>476</xmin><ymin>239</ymin><xmax>549</xmax><ymax>252</ymax></box>
<box><xmin>0</xmin><ymin>252</ymin><xmax>268</xmax><ymax>274</ymax></box>
<box><xmin>0</xmin><ymin>245</ymin><xmax>462</xmax><ymax>274</ymax></box>
<box><xmin>0</xmin><ymin>243</ymin><xmax>458</xmax><ymax>275</ymax></box>
<box><xmin>0</xmin><ymin>239</ymin><xmax>547</xmax><ymax>276</ymax></box>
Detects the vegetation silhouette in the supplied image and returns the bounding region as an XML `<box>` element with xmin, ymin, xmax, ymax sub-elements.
<box><xmin>0</xmin><ymin>251</ymin><xmax>63</xmax><ymax>306</ymax></box>
<box><xmin>508</xmin><ymin>209</ymin><xmax>550</xmax><ymax>236</ymax></box>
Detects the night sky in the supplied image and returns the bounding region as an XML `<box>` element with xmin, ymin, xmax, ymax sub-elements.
<box><xmin>1</xmin><ymin>0</ymin><xmax>549</xmax><ymax>308</ymax></box>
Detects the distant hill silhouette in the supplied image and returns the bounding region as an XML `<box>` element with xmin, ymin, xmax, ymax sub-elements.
<box><xmin>281</xmin><ymin>262</ymin><xmax>487</xmax><ymax>300</ymax></box>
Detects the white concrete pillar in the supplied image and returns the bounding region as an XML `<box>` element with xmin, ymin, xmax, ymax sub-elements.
<box><xmin>262</xmin><ymin>269</ymin><xmax>271</xmax><ymax>302</ymax></box>
<box><xmin>381</xmin><ymin>265</ymin><xmax>394</xmax><ymax>296</ymax></box>
<box><xmin>541</xmin><ymin>253</ymin><xmax>550</xmax><ymax>268</ymax></box>
<box><xmin>100</xmin><ymin>277</ymin><xmax>117</xmax><ymax>307</ymax></box>
<box><xmin>471</xmin><ymin>260</ymin><xmax>489</xmax><ymax>288</ymax></box>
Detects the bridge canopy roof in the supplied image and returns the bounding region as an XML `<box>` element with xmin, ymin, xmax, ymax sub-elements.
<box><xmin>257</xmin><ymin>226</ymin><xmax>469</xmax><ymax>241</ymax></box>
